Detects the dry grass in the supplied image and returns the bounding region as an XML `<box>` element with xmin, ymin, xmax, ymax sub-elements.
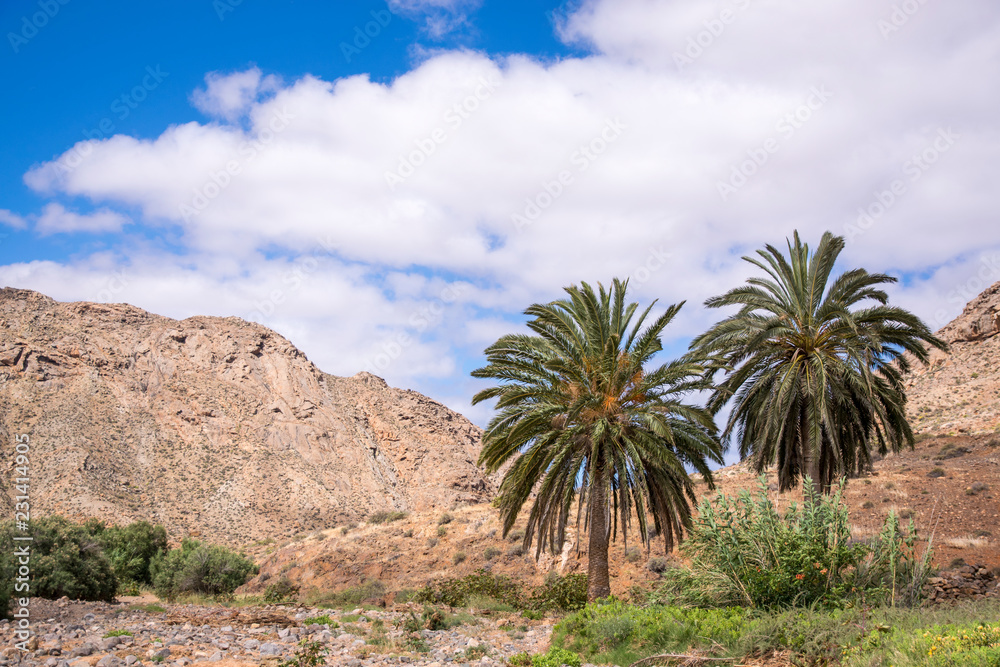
<box><xmin>944</xmin><ymin>536</ymin><xmax>990</xmax><ymax>549</ymax></box>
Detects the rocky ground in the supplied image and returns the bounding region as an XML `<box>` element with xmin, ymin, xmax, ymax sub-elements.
<box><xmin>1</xmin><ymin>598</ymin><xmax>559</xmax><ymax>667</ymax></box>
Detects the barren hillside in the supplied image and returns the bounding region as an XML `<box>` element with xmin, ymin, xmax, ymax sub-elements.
<box><xmin>0</xmin><ymin>288</ymin><xmax>496</xmax><ymax>545</ymax></box>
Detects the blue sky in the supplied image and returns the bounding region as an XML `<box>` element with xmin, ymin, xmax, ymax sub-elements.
<box><xmin>2</xmin><ymin>0</ymin><xmax>999</xmax><ymax>460</ymax></box>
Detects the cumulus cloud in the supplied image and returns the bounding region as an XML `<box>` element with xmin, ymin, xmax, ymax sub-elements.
<box><xmin>190</xmin><ymin>67</ymin><xmax>281</xmax><ymax>121</ymax></box>
<box><xmin>35</xmin><ymin>203</ymin><xmax>130</xmax><ymax>235</ymax></box>
<box><xmin>9</xmin><ymin>0</ymin><xmax>1000</xmax><ymax>422</ymax></box>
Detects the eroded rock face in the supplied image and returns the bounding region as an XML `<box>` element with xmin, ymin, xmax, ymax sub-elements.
<box><xmin>938</xmin><ymin>281</ymin><xmax>1000</xmax><ymax>343</ymax></box>
<box><xmin>0</xmin><ymin>288</ymin><xmax>496</xmax><ymax>544</ymax></box>
<box><xmin>905</xmin><ymin>281</ymin><xmax>1000</xmax><ymax>435</ymax></box>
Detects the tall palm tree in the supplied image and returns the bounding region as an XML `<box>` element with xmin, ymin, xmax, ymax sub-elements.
<box><xmin>472</xmin><ymin>279</ymin><xmax>723</xmax><ymax>601</ymax></box>
<box><xmin>691</xmin><ymin>231</ymin><xmax>947</xmax><ymax>493</ymax></box>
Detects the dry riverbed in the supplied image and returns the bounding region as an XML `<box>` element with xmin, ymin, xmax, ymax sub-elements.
<box><xmin>1</xmin><ymin>598</ymin><xmax>565</xmax><ymax>667</ymax></box>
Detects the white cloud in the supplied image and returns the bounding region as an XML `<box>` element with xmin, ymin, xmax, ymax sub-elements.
<box><xmin>35</xmin><ymin>203</ymin><xmax>130</xmax><ymax>235</ymax></box>
<box><xmin>190</xmin><ymin>67</ymin><xmax>281</xmax><ymax>121</ymax></box>
<box><xmin>0</xmin><ymin>209</ymin><xmax>26</xmax><ymax>229</ymax></box>
<box><xmin>388</xmin><ymin>0</ymin><xmax>481</xmax><ymax>38</ymax></box>
<box><xmin>8</xmin><ymin>0</ymin><xmax>1000</xmax><ymax>426</ymax></box>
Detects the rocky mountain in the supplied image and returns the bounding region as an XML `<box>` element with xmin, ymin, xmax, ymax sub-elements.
<box><xmin>0</xmin><ymin>288</ymin><xmax>496</xmax><ymax>545</ymax></box>
<box><xmin>905</xmin><ymin>280</ymin><xmax>1000</xmax><ymax>435</ymax></box>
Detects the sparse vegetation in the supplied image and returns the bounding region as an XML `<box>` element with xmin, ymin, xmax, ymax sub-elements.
<box><xmin>646</xmin><ymin>557</ymin><xmax>669</xmax><ymax>574</ymax></box>
<box><xmin>437</xmin><ymin>525</ymin><xmax>448</xmax><ymax>537</ymax></box>
<box><xmin>927</xmin><ymin>467</ymin><xmax>946</xmax><ymax>478</ymax></box>
<box><xmin>453</xmin><ymin>551</ymin><xmax>467</xmax><ymax>565</ymax></box>
<box><xmin>263</xmin><ymin>575</ymin><xmax>300</xmax><ymax>603</ymax></box>
<box><xmin>368</xmin><ymin>510</ymin><xmax>408</xmax><ymax>524</ymax></box>
<box><xmin>412</xmin><ymin>568</ymin><xmax>587</xmax><ymax>612</ymax></box>
<box><xmin>483</xmin><ymin>546</ymin><xmax>501</xmax><ymax>560</ymax></box>
<box><xmin>311</xmin><ymin>580</ymin><xmax>386</xmax><ymax>607</ymax></box>
<box><xmin>438</xmin><ymin>512</ymin><xmax>454</xmax><ymax>525</ymax></box>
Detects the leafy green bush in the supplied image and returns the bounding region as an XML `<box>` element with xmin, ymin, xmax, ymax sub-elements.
<box><xmin>0</xmin><ymin>517</ymin><xmax>117</xmax><ymax>602</ymax></box>
<box><xmin>531</xmin><ymin>647</ymin><xmax>581</xmax><ymax>667</ymax></box>
<box><xmin>150</xmin><ymin>538</ymin><xmax>257</xmax><ymax>600</ymax></box>
<box><xmin>529</xmin><ymin>573</ymin><xmax>588</xmax><ymax>612</ymax></box>
<box><xmin>652</xmin><ymin>478</ymin><xmax>931</xmax><ymax>609</ymax></box>
<box><xmin>94</xmin><ymin>520</ymin><xmax>168</xmax><ymax>589</ymax></box>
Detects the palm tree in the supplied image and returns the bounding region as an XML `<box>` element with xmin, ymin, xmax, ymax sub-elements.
<box><xmin>471</xmin><ymin>279</ymin><xmax>723</xmax><ymax>601</ymax></box>
<box><xmin>691</xmin><ymin>231</ymin><xmax>947</xmax><ymax>493</ymax></box>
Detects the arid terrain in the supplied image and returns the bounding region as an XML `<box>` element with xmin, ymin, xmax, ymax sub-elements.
<box><xmin>1</xmin><ymin>282</ymin><xmax>999</xmax><ymax>600</ymax></box>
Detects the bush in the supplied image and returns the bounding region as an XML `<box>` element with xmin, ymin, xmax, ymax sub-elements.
<box><xmin>927</xmin><ymin>467</ymin><xmax>946</xmax><ymax>478</ymax></box>
<box><xmin>647</xmin><ymin>557</ymin><xmax>669</xmax><ymax>574</ymax></box>
<box><xmin>651</xmin><ymin>477</ymin><xmax>931</xmax><ymax>609</ymax></box>
<box><xmin>484</xmin><ymin>547</ymin><xmax>501</xmax><ymax>561</ymax></box>
<box><xmin>263</xmin><ymin>576</ymin><xmax>300</xmax><ymax>603</ymax></box>
<box><xmin>437</xmin><ymin>526</ymin><xmax>448</xmax><ymax>537</ymax></box>
<box><xmin>438</xmin><ymin>513</ymin><xmax>454</xmax><ymax>525</ymax></box>
<box><xmin>367</xmin><ymin>510</ymin><xmax>408</xmax><ymax>524</ymax></box>
<box><xmin>413</xmin><ymin>568</ymin><xmax>587</xmax><ymax>612</ymax></box>
<box><xmin>94</xmin><ymin>520</ymin><xmax>168</xmax><ymax>589</ymax></box>
<box><xmin>453</xmin><ymin>551</ymin><xmax>467</xmax><ymax>565</ymax></box>
<box><xmin>150</xmin><ymin>538</ymin><xmax>257</xmax><ymax>600</ymax></box>
<box><xmin>531</xmin><ymin>647</ymin><xmax>581</xmax><ymax>667</ymax></box>
<box><xmin>0</xmin><ymin>517</ymin><xmax>117</xmax><ymax>603</ymax></box>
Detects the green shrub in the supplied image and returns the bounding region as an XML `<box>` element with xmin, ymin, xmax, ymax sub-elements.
<box><xmin>0</xmin><ymin>517</ymin><xmax>117</xmax><ymax>602</ymax></box>
<box><xmin>303</xmin><ymin>614</ymin><xmax>336</xmax><ymax>626</ymax></box>
<box><xmin>529</xmin><ymin>573</ymin><xmax>588</xmax><ymax>612</ymax></box>
<box><xmin>95</xmin><ymin>520</ymin><xmax>168</xmax><ymax>588</ymax></box>
<box><xmin>484</xmin><ymin>547</ymin><xmax>501</xmax><ymax>561</ymax></box>
<box><xmin>414</xmin><ymin>568</ymin><xmax>587</xmax><ymax>612</ymax></box>
<box><xmin>531</xmin><ymin>647</ymin><xmax>581</xmax><ymax>667</ymax></box>
<box><xmin>367</xmin><ymin>510</ymin><xmax>408</xmax><ymax>524</ymax></box>
<box><xmin>508</xmin><ymin>652</ymin><xmax>532</xmax><ymax>667</ymax></box>
<box><xmin>103</xmin><ymin>629</ymin><xmax>133</xmax><ymax>638</ymax></box>
<box><xmin>437</xmin><ymin>526</ymin><xmax>448</xmax><ymax>537</ymax></box>
<box><xmin>438</xmin><ymin>513</ymin><xmax>454</xmax><ymax>525</ymax></box>
<box><xmin>263</xmin><ymin>576</ymin><xmax>300</xmax><ymax>603</ymax></box>
<box><xmin>150</xmin><ymin>538</ymin><xmax>257</xmax><ymax>600</ymax></box>
<box><xmin>652</xmin><ymin>477</ymin><xmax>931</xmax><ymax>609</ymax></box>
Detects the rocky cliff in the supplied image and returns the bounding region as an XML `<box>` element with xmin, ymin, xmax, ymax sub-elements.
<box><xmin>0</xmin><ymin>288</ymin><xmax>495</xmax><ymax>545</ymax></box>
<box><xmin>905</xmin><ymin>280</ymin><xmax>1000</xmax><ymax>435</ymax></box>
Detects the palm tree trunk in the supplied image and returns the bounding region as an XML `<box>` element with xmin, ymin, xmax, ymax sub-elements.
<box><xmin>587</xmin><ymin>476</ymin><xmax>611</xmax><ymax>601</ymax></box>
